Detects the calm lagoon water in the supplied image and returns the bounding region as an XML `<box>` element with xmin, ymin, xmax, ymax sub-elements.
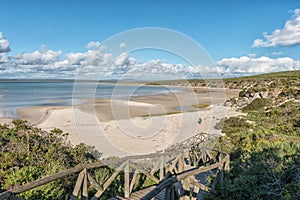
<box><xmin>0</xmin><ymin>81</ymin><xmax>181</xmax><ymax>118</ymax></box>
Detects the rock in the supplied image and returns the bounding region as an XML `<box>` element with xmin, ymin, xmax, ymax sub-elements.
<box><xmin>225</xmin><ymin>101</ymin><xmax>233</xmax><ymax>107</ymax></box>
<box><xmin>237</xmin><ymin>100</ymin><xmax>244</xmax><ymax>107</ymax></box>
<box><xmin>253</xmin><ymin>93</ymin><xmax>261</xmax><ymax>99</ymax></box>
<box><xmin>260</xmin><ymin>91</ymin><xmax>268</xmax><ymax>98</ymax></box>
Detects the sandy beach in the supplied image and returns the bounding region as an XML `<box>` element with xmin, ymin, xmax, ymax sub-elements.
<box><xmin>2</xmin><ymin>87</ymin><xmax>241</xmax><ymax>158</ymax></box>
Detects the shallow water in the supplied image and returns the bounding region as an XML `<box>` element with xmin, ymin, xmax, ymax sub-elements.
<box><xmin>0</xmin><ymin>81</ymin><xmax>182</xmax><ymax>118</ymax></box>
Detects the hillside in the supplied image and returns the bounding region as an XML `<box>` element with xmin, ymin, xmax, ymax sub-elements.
<box><xmin>204</xmin><ymin>71</ymin><xmax>300</xmax><ymax>199</ymax></box>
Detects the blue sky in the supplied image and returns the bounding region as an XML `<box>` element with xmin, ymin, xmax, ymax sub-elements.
<box><xmin>0</xmin><ymin>0</ymin><xmax>300</xmax><ymax>79</ymax></box>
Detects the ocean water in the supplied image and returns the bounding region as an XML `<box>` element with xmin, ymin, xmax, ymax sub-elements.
<box><xmin>0</xmin><ymin>81</ymin><xmax>181</xmax><ymax>118</ymax></box>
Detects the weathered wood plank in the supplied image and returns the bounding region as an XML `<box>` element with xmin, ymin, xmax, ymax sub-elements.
<box><xmin>141</xmin><ymin>177</ymin><xmax>178</xmax><ymax>200</ymax></box>
<box><xmin>87</xmin><ymin>172</ymin><xmax>103</xmax><ymax>191</ymax></box>
<box><xmin>124</xmin><ymin>161</ymin><xmax>130</xmax><ymax>198</ymax></box>
<box><xmin>92</xmin><ymin>162</ymin><xmax>126</xmax><ymax>199</ymax></box>
<box><xmin>82</xmin><ymin>169</ymin><xmax>88</xmax><ymax>200</ymax></box>
<box><xmin>72</xmin><ymin>170</ymin><xmax>85</xmax><ymax>198</ymax></box>
<box><xmin>6</xmin><ymin>162</ymin><xmax>105</xmax><ymax>195</ymax></box>
<box><xmin>188</xmin><ymin>176</ymin><xmax>212</xmax><ymax>193</ymax></box>
<box><xmin>225</xmin><ymin>155</ymin><xmax>230</xmax><ymax>170</ymax></box>
<box><xmin>4</xmin><ymin>151</ymin><xmax>186</xmax><ymax>195</ymax></box>
<box><xmin>128</xmin><ymin>163</ymin><xmax>160</xmax><ymax>184</ymax></box>
<box><xmin>150</xmin><ymin>159</ymin><xmax>160</xmax><ymax>176</ymax></box>
<box><xmin>142</xmin><ymin>156</ymin><xmax>228</xmax><ymax>200</ymax></box>
<box><xmin>129</xmin><ymin>169</ymin><xmax>139</xmax><ymax>194</ymax></box>
<box><xmin>168</xmin><ymin>153</ymin><xmax>183</xmax><ymax>173</ymax></box>
<box><xmin>160</xmin><ymin>156</ymin><xmax>164</xmax><ymax>181</ymax></box>
<box><xmin>178</xmin><ymin>154</ymin><xmax>184</xmax><ymax>173</ymax></box>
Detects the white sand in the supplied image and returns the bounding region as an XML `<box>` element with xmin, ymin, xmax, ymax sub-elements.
<box><xmin>6</xmin><ymin>88</ymin><xmax>242</xmax><ymax>158</ymax></box>
<box><xmin>0</xmin><ymin>118</ymin><xmax>13</xmax><ymax>125</ymax></box>
<box><xmin>36</xmin><ymin>104</ymin><xmax>242</xmax><ymax>158</ymax></box>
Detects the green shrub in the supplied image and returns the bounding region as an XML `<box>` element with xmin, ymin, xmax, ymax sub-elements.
<box><xmin>0</xmin><ymin>120</ymin><xmax>98</xmax><ymax>199</ymax></box>
<box><xmin>242</xmin><ymin>98</ymin><xmax>267</xmax><ymax>112</ymax></box>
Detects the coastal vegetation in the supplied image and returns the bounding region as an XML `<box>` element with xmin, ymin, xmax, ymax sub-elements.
<box><xmin>204</xmin><ymin>71</ymin><xmax>300</xmax><ymax>199</ymax></box>
<box><xmin>0</xmin><ymin>120</ymin><xmax>99</xmax><ymax>199</ymax></box>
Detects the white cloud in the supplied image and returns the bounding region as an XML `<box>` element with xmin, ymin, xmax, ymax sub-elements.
<box><xmin>0</xmin><ymin>54</ymin><xmax>8</xmax><ymax>63</ymax></box>
<box><xmin>85</xmin><ymin>41</ymin><xmax>101</xmax><ymax>49</ymax></box>
<box><xmin>0</xmin><ymin>32</ymin><xmax>10</xmax><ymax>53</ymax></box>
<box><xmin>119</xmin><ymin>42</ymin><xmax>126</xmax><ymax>49</ymax></box>
<box><xmin>14</xmin><ymin>45</ymin><xmax>61</xmax><ymax>65</ymax></box>
<box><xmin>1</xmin><ymin>38</ymin><xmax>299</xmax><ymax>79</ymax></box>
<box><xmin>67</xmin><ymin>47</ymin><xmax>113</xmax><ymax>67</ymax></box>
<box><xmin>66</xmin><ymin>52</ymin><xmax>86</xmax><ymax>65</ymax></box>
<box><xmin>115</xmin><ymin>52</ymin><xmax>129</xmax><ymax>66</ymax></box>
<box><xmin>270</xmin><ymin>51</ymin><xmax>283</xmax><ymax>56</ymax></box>
<box><xmin>217</xmin><ymin>56</ymin><xmax>300</xmax><ymax>75</ymax></box>
<box><xmin>253</xmin><ymin>9</ymin><xmax>300</xmax><ymax>47</ymax></box>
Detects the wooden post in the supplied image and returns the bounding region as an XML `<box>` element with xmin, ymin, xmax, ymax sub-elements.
<box><xmin>178</xmin><ymin>154</ymin><xmax>184</xmax><ymax>172</ymax></box>
<box><xmin>71</xmin><ymin>170</ymin><xmax>85</xmax><ymax>199</ymax></box>
<box><xmin>191</xmin><ymin>186</ymin><xmax>199</xmax><ymax>200</ymax></box>
<box><xmin>160</xmin><ymin>156</ymin><xmax>164</xmax><ymax>181</ymax></box>
<box><xmin>169</xmin><ymin>155</ymin><xmax>182</xmax><ymax>174</ymax></box>
<box><xmin>129</xmin><ymin>169</ymin><xmax>139</xmax><ymax>194</ymax></box>
<box><xmin>82</xmin><ymin>169</ymin><xmax>88</xmax><ymax>200</ymax></box>
<box><xmin>225</xmin><ymin>155</ymin><xmax>230</xmax><ymax>171</ymax></box>
<box><xmin>87</xmin><ymin>172</ymin><xmax>103</xmax><ymax>191</ymax></box>
<box><xmin>150</xmin><ymin>160</ymin><xmax>160</xmax><ymax>176</ymax></box>
<box><xmin>124</xmin><ymin>161</ymin><xmax>130</xmax><ymax>198</ymax></box>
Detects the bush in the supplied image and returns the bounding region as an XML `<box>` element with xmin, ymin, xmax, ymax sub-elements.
<box><xmin>242</xmin><ymin>98</ymin><xmax>267</xmax><ymax>112</ymax></box>
<box><xmin>0</xmin><ymin>120</ymin><xmax>98</xmax><ymax>199</ymax></box>
<box><xmin>205</xmin><ymin>100</ymin><xmax>300</xmax><ymax>200</ymax></box>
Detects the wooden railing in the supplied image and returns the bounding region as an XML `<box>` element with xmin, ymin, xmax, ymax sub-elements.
<box><xmin>0</xmin><ymin>132</ymin><xmax>230</xmax><ymax>200</ymax></box>
<box><xmin>141</xmin><ymin>153</ymin><xmax>230</xmax><ymax>200</ymax></box>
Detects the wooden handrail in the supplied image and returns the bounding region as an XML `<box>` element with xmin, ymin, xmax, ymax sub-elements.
<box><xmin>141</xmin><ymin>154</ymin><xmax>229</xmax><ymax>200</ymax></box>
<box><xmin>2</xmin><ymin>151</ymin><xmax>180</xmax><ymax>195</ymax></box>
<box><xmin>0</xmin><ymin>132</ymin><xmax>229</xmax><ymax>200</ymax></box>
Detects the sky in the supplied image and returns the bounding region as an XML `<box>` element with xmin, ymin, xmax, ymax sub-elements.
<box><xmin>0</xmin><ymin>0</ymin><xmax>300</xmax><ymax>79</ymax></box>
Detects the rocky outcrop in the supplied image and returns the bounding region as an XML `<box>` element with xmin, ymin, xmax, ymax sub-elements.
<box><xmin>223</xmin><ymin>78</ymin><xmax>299</xmax><ymax>110</ymax></box>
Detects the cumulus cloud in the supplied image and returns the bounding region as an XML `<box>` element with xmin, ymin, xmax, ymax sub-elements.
<box><xmin>85</xmin><ymin>41</ymin><xmax>101</xmax><ymax>49</ymax></box>
<box><xmin>0</xmin><ymin>32</ymin><xmax>10</xmax><ymax>53</ymax></box>
<box><xmin>101</xmin><ymin>58</ymin><xmax>224</xmax><ymax>80</ymax></box>
<box><xmin>14</xmin><ymin>45</ymin><xmax>61</xmax><ymax>65</ymax></box>
<box><xmin>253</xmin><ymin>9</ymin><xmax>300</xmax><ymax>47</ymax></box>
<box><xmin>216</xmin><ymin>56</ymin><xmax>300</xmax><ymax>76</ymax></box>
<box><xmin>67</xmin><ymin>47</ymin><xmax>113</xmax><ymax>67</ymax></box>
<box><xmin>0</xmin><ymin>54</ymin><xmax>8</xmax><ymax>63</ymax></box>
<box><xmin>115</xmin><ymin>52</ymin><xmax>129</xmax><ymax>66</ymax></box>
<box><xmin>1</xmin><ymin>38</ymin><xmax>299</xmax><ymax>79</ymax></box>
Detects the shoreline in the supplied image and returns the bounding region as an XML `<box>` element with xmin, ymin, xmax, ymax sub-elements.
<box><xmin>1</xmin><ymin>87</ymin><xmax>241</xmax><ymax>158</ymax></box>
